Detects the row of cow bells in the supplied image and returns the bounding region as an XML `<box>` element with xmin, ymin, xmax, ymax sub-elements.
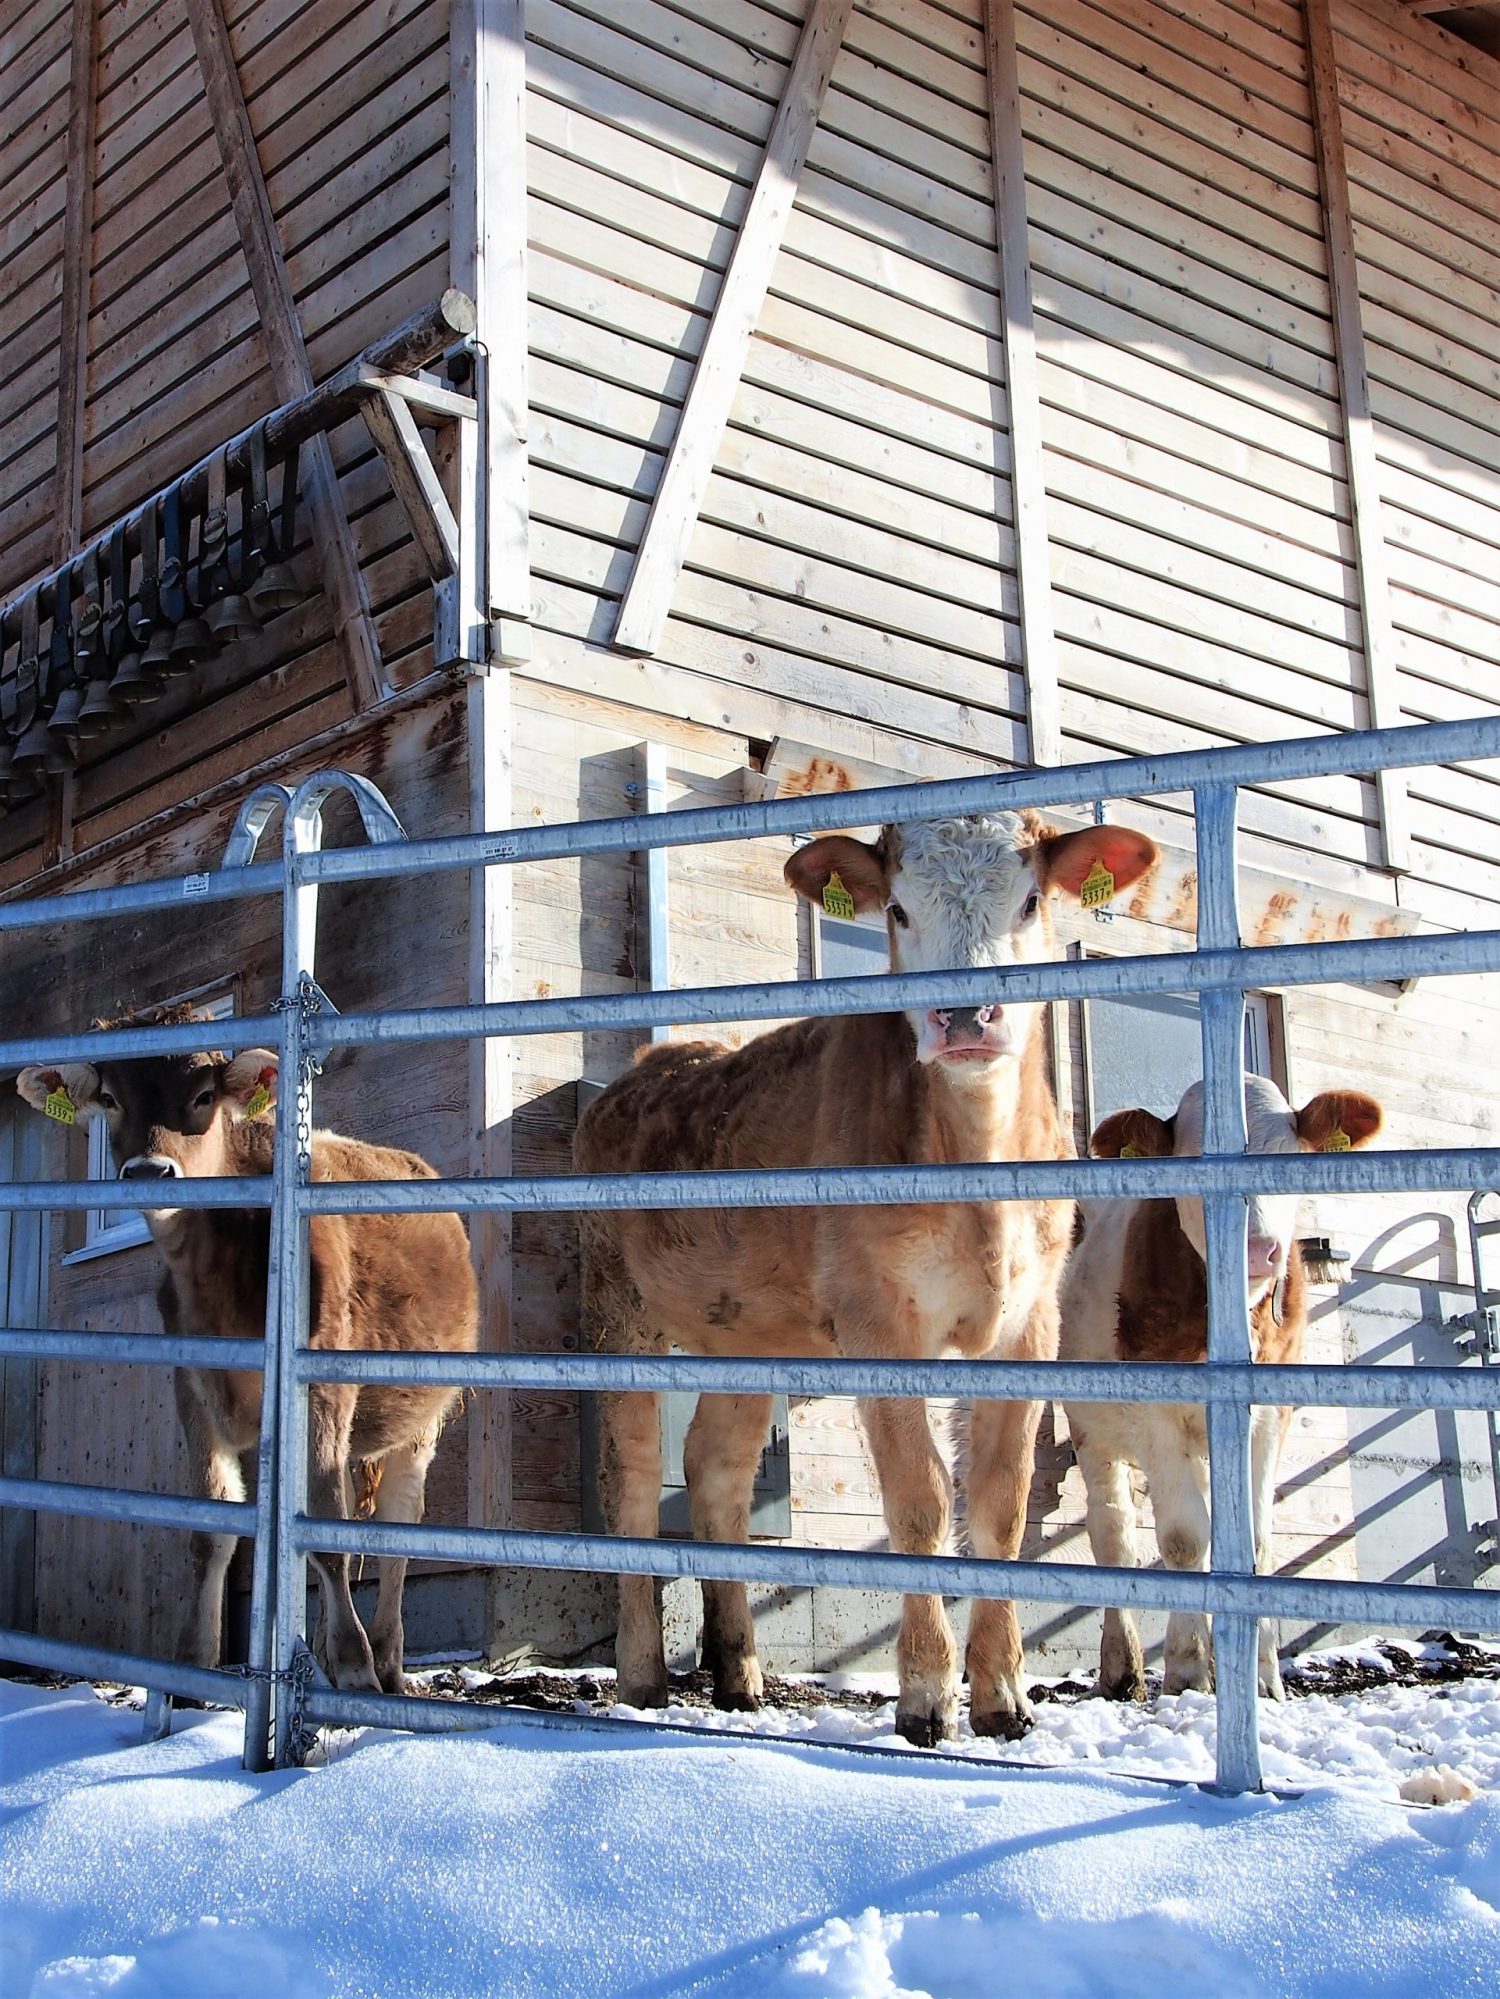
<box><xmin>0</xmin><ymin>431</ymin><xmax>309</xmax><ymax>798</ymax></box>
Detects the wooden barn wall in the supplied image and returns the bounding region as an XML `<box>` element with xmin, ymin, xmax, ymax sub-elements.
<box><xmin>522</xmin><ymin>0</ymin><xmax>1029</xmax><ymax>774</ymax></box>
<box><xmin>0</xmin><ymin>0</ymin><xmax>453</xmax><ymax>885</ymax></box>
<box><xmin>1</xmin><ymin>0</ymin><xmax>72</xmax><ymax>591</ymax></box>
<box><xmin>2</xmin><ymin>690</ymin><xmax>472</xmax><ymax>1655</ymax></box>
<box><xmin>1332</xmin><ymin>0</ymin><xmax>1500</xmax><ymax>927</ymax></box>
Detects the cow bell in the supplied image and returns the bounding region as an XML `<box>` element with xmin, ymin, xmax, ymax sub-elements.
<box><xmin>109</xmin><ymin>647</ymin><xmax>166</xmax><ymax>705</ymax></box>
<box><xmin>12</xmin><ymin>715</ymin><xmax>75</xmax><ymax>772</ymax></box>
<box><xmin>46</xmin><ymin>683</ymin><xmax>87</xmax><ymax>740</ymax></box>
<box><xmin>247</xmin><ymin>560</ymin><xmax>303</xmax><ymax>615</ymax></box>
<box><xmin>204</xmin><ymin>591</ymin><xmax>263</xmax><ymax>643</ymax></box>
<box><xmin>169</xmin><ymin>614</ymin><xmax>214</xmax><ymax>665</ymax></box>
<box><xmin>75</xmin><ymin>675</ymin><xmax>128</xmax><ymax>735</ymax></box>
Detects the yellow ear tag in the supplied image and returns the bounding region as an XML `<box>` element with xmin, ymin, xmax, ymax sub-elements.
<box><xmin>1323</xmin><ymin>1127</ymin><xmax>1352</xmax><ymax>1152</ymax></box>
<box><xmin>44</xmin><ymin>1086</ymin><xmax>76</xmax><ymax>1126</ymax></box>
<box><xmin>244</xmin><ymin>1084</ymin><xmax>271</xmax><ymax>1118</ymax></box>
<box><xmin>1079</xmin><ymin>858</ymin><xmax>1116</xmax><ymax>909</ymax></box>
<box><xmin>1119</xmin><ymin>1142</ymin><xmax>1143</xmax><ymax>1158</ymax></box>
<box><xmin>822</xmin><ymin>870</ymin><xmax>857</xmax><ymax>921</ymax></box>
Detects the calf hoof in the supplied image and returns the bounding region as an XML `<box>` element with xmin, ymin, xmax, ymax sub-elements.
<box><xmin>1096</xmin><ymin>1666</ymin><xmax>1148</xmax><ymax>1704</ymax></box>
<box><xmin>969</xmin><ymin>1695</ymin><xmax>1035</xmax><ymax>1741</ymax></box>
<box><xmin>614</xmin><ymin>1672</ymin><xmax>670</xmax><ymax>1709</ymax></box>
<box><xmin>1163</xmin><ymin>1662</ymin><xmax>1213</xmax><ymax>1697</ymax></box>
<box><xmin>895</xmin><ymin>1707</ymin><xmax>955</xmax><ymax>1748</ymax></box>
<box><xmin>329</xmin><ymin>1655</ymin><xmax>383</xmax><ymax>1695</ymax></box>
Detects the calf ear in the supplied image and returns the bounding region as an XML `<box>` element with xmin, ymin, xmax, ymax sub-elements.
<box><xmin>784</xmin><ymin>835</ymin><xmax>888</xmax><ymax>915</ymax></box>
<box><xmin>222</xmin><ymin>1049</ymin><xmax>279</xmax><ymax>1118</ymax></box>
<box><xmin>1037</xmin><ymin>825</ymin><xmax>1159</xmax><ymax>903</ymax></box>
<box><xmin>1091</xmin><ymin>1107</ymin><xmax>1174</xmax><ymax>1159</ymax></box>
<box><xmin>15</xmin><ymin>1062</ymin><xmax>102</xmax><ymax>1121</ymax></box>
<box><xmin>1297</xmin><ymin>1090</ymin><xmax>1383</xmax><ymax>1151</ymax></box>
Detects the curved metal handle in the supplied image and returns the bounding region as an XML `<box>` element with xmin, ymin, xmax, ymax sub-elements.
<box><xmin>285</xmin><ymin>770</ymin><xmax>406</xmax><ymax>855</ymax></box>
<box><xmin>222</xmin><ymin>782</ymin><xmax>295</xmax><ymax>868</ymax></box>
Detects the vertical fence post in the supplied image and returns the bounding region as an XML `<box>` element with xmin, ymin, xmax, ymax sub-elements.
<box><xmin>1194</xmin><ymin>782</ymin><xmax>1262</xmax><ymax>1794</ymax></box>
<box><xmin>263</xmin><ymin>807</ymin><xmax>325</xmax><ymax>1768</ymax></box>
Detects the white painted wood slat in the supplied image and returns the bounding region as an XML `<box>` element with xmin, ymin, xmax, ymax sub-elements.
<box><xmin>610</xmin><ymin>0</ymin><xmax>854</xmax><ymax>659</ymax></box>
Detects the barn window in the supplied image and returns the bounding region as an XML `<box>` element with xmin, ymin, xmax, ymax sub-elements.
<box><xmin>60</xmin><ymin>990</ymin><xmax>236</xmax><ymax>1265</ymax></box>
<box><xmin>1081</xmin><ymin>981</ymin><xmax>1280</xmax><ymax>1133</ymax></box>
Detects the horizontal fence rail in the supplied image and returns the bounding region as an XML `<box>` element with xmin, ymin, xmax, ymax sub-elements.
<box><xmin>2</xmin><ymin>712</ymin><xmax>1498</xmax><ymax>1794</ymax></box>
<box><xmin>288</xmin><ymin>1518</ymin><xmax>1500</xmax><ymax>1636</ymax></box>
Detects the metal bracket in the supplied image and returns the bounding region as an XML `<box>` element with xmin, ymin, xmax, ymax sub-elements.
<box><xmin>1449</xmin><ymin>1306</ymin><xmax>1500</xmax><ymax>1359</ymax></box>
<box><xmin>221</xmin><ymin>782</ymin><xmax>294</xmax><ymax>868</ymax></box>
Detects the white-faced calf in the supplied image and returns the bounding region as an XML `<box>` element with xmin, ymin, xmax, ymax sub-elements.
<box><xmin>18</xmin><ymin>1008</ymin><xmax>478</xmax><ymax>1693</ymax></box>
<box><xmin>576</xmin><ymin>809</ymin><xmax>1157</xmax><ymax>1743</ymax></box>
<box><xmin>1059</xmin><ymin>1074</ymin><xmax>1382</xmax><ymax>1701</ymax></box>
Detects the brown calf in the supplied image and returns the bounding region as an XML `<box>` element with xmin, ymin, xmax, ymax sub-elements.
<box><xmin>17</xmin><ymin>1008</ymin><xmax>478</xmax><ymax>1692</ymax></box>
<box><xmin>1059</xmin><ymin>1074</ymin><xmax>1382</xmax><ymax>1701</ymax></box>
<box><xmin>576</xmin><ymin>809</ymin><xmax>1157</xmax><ymax>1744</ymax></box>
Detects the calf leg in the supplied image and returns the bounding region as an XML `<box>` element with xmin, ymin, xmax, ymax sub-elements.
<box><xmin>1148</xmin><ymin>1430</ymin><xmax>1214</xmax><ymax>1696</ymax></box>
<box><xmin>683</xmin><ymin>1393</ymin><xmax>773</xmax><ymax>1711</ymax></box>
<box><xmin>859</xmin><ymin>1395</ymin><xmax>957</xmax><ymax>1746</ymax></box>
<box><xmin>367</xmin><ymin>1425</ymin><xmax>442</xmax><ymax>1696</ymax></box>
<box><xmin>306</xmin><ymin>1382</ymin><xmax>381</xmax><ymax>1693</ymax></box>
<box><xmin>1073</xmin><ymin>1429</ymin><xmax>1146</xmax><ymax>1702</ymax></box>
<box><xmin>1251</xmin><ymin>1406</ymin><xmax>1290</xmax><ymax>1700</ymax></box>
<box><xmin>963</xmin><ymin>1397</ymin><xmax>1044</xmax><ymax>1738</ymax></box>
<box><xmin>600</xmin><ymin>1388</ymin><xmax>669</xmax><ymax>1706</ymax></box>
<box><xmin>173</xmin><ymin>1372</ymin><xmax>245</xmax><ymax>1670</ymax></box>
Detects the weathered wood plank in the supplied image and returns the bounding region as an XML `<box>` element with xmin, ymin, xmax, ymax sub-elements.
<box><xmin>986</xmin><ymin>0</ymin><xmax>1057</xmax><ymax>765</ymax></box>
<box><xmin>611</xmin><ymin>0</ymin><xmax>854</xmax><ymax>658</ymax></box>
<box><xmin>51</xmin><ymin>0</ymin><xmax>97</xmax><ymax>567</ymax></box>
<box><xmin>183</xmin><ymin>0</ymin><xmax>385</xmax><ymax>710</ymax></box>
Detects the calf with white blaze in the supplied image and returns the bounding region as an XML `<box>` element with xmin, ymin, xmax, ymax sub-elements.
<box><xmin>1059</xmin><ymin>1075</ymin><xmax>1382</xmax><ymax>1701</ymax></box>
<box><xmin>576</xmin><ymin>809</ymin><xmax>1158</xmax><ymax>1744</ymax></box>
<box><xmin>17</xmin><ymin>1008</ymin><xmax>479</xmax><ymax>1693</ymax></box>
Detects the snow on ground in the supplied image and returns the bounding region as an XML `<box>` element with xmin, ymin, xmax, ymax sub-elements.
<box><xmin>3</xmin><ymin>1661</ymin><xmax>1499</xmax><ymax>1999</ymax></box>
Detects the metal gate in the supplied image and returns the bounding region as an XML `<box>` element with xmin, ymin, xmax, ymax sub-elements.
<box><xmin>3</xmin><ymin>713</ymin><xmax>1499</xmax><ymax>1794</ymax></box>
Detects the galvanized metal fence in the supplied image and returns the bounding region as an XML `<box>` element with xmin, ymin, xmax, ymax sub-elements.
<box><xmin>3</xmin><ymin>714</ymin><xmax>1500</xmax><ymax>1793</ymax></box>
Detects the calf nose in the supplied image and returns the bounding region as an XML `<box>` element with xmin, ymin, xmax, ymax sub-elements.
<box><xmin>1247</xmin><ymin>1235</ymin><xmax>1284</xmax><ymax>1281</ymax></box>
<box><xmin>119</xmin><ymin>1155</ymin><xmax>182</xmax><ymax>1180</ymax></box>
<box><xmin>927</xmin><ymin>1004</ymin><xmax>998</xmax><ymax>1045</ymax></box>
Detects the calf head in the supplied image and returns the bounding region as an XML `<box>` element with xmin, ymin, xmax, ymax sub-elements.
<box><xmin>1092</xmin><ymin>1075</ymin><xmax>1383</xmax><ymax>1301</ymax></box>
<box><xmin>17</xmin><ymin>1015</ymin><xmax>279</xmax><ymax>1203</ymax></box>
<box><xmin>785</xmin><ymin>811</ymin><xmax>1157</xmax><ymax>1075</ymax></box>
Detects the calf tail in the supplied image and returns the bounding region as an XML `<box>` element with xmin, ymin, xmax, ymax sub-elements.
<box><xmin>947</xmin><ymin>1401</ymin><xmax>974</xmax><ymax>1555</ymax></box>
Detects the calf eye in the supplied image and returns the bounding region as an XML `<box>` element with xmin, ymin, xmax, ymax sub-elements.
<box><xmin>192</xmin><ymin>1087</ymin><xmax>216</xmax><ymax>1111</ymax></box>
<box><xmin>97</xmin><ymin>1090</ymin><xmax>118</xmax><ymax>1111</ymax></box>
<box><xmin>887</xmin><ymin>900</ymin><xmax>909</xmax><ymax>929</ymax></box>
<box><xmin>1022</xmin><ymin>891</ymin><xmax>1041</xmax><ymax>920</ymax></box>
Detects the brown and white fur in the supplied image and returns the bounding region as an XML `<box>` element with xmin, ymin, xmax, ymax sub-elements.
<box><xmin>575</xmin><ymin>810</ymin><xmax>1158</xmax><ymax>1744</ymax></box>
<box><xmin>1060</xmin><ymin>1075</ymin><xmax>1382</xmax><ymax>1702</ymax></box>
<box><xmin>17</xmin><ymin>1011</ymin><xmax>479</xmax><ymax>1694</ymax></box>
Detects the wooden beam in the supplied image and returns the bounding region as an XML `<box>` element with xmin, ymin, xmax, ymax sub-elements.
<box><xmin>52</xmin><ymin>0</ymin><xmax>98</xmax><ymax>567</ymax></box>
<box><xmin>610</xmin><ymin>0</ymin><xmax>854</xmax><ymax>659</ymax></box>
<box><xmin>1304</xmin><ymin>0</ymin><xmax>1411</xmax><ymax>875</ymax></box>
<box><xmin>984</xmin><ymin>0</ymin><xmax>1060</xmax><ymax>770</ymax></box>
<box><xmin>183</xmin><ymin>0</ymin><xmax>387</xmax><ymax>711</ymax></box>
<box><xmin>451</xmin><ymin>0</ymin><xmax>531</xmax><ymax>662</ymax></box>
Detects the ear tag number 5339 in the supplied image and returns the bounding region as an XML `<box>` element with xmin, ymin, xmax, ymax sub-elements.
<box><xmin>44</xmin><ymin>1087</ymin><xmax>76</xmax><ymax>1126</ymax></box>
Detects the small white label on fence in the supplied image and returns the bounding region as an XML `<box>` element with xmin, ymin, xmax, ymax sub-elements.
<box><xmin>183</xmin><ymin>873</ymin><xmax>211</xmax><ymax>898</ymax></box>
<box><xmin>483</xmin><ymin>840</ymin><xmax>520</xmax><ymax>862</ymax></box>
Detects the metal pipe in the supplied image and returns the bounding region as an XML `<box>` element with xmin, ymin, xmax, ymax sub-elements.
<box><xmin>1195</xmin><ymin>781</ymin><xmax>1260</xmax><ymax>1793</ymax></box>
<box><xmin>284</xmin><ymin>1147</ymin><xmax>1500</xmax><ymax>1218</ymax></box>
<box><xmin>297</xmin><ymin>712</ymin><xmax>1500</xmax><ymax>888</ymax></box>
<box><xmin>3</xmin><ymin>1179</ymin><xmax>272</xmax><ymax>1213</ymax></box>
<box><xmin>0</xmin><ymin>1329</ymin><xmax>263</xmax><ymax>1370</ymax></box>
<box><xmin>0</xmin><ymin>1627</ymin><xmax>252</xmax><ymax>1707</ymax></box>
<box><xmin>287</xmin><ymin>1517</ymin><xmax>1500</xmax><ymax>1634</ymax></box>
<box><xmin>286</xmin><ymin>1350</ymin><xmax>1500</xmax><ymax>1414</ymax></box>
<box><xmin>0</xmin><ymin>1012</ymin><xmax>283</xmax><ymax>1070</ymax></box>
<box><xmin>0</xmin><ymin>1475</ymin><xmax>255</xmax><ymax>1534</ymax></box>
<box><xmin>300</xmin><ymin>926</ymin><xmax>1500</xmax><ymax>1052</ymax></box>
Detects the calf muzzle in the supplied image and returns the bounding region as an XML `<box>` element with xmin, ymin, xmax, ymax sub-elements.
<box><xmin>119</xmin><ymin>1155</ymin><xmax>183</xmax><ymax>1180</ymax></box>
